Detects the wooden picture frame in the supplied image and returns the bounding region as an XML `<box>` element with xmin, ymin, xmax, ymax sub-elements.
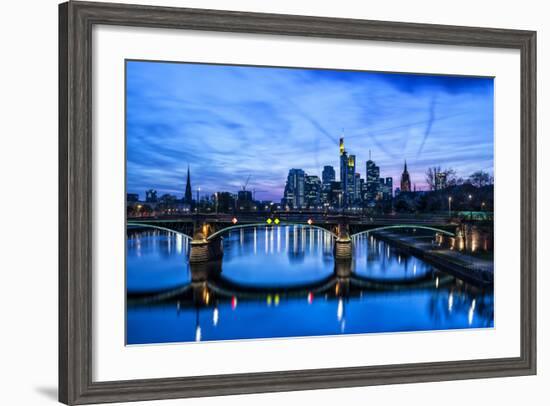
<box><xmin>59</xmin><ymin>1</ymin><xmax>536</xmax><ymax>404</ymax></box>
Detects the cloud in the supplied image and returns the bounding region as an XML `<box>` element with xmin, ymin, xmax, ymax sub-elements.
<box><xmin>126</xmin><ymin>61</ymin><xmax>494</xmax><ymax>199</ymax></box>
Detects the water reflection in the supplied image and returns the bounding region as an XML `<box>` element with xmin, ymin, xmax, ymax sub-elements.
<box><xmin>126</xmin><ymin>225</ymin><xmax>494</xmax><ymax>344</ymax></box>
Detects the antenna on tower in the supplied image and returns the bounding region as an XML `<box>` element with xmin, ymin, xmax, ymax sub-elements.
<box><xmin>369</xmin><ymin>150</ymin><xmax>371</xmax><ymax>160</ymax></box>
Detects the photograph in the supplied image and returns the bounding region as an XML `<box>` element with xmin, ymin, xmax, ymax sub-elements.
<box><xmin>125</xmin><ymin>60</ymin><xmax>495</xmax><ymax>345</ymax></box>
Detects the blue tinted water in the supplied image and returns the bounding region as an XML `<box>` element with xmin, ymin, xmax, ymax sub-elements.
<box><xmin>126</xmin><ymin>226</ymin><xmax>493</xmax><ymax>344</ymax></box>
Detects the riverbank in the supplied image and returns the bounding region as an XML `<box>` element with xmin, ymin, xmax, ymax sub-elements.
<box><xmin>370</xmin><ymin>230</ymin><xmax>494</xmax><ymax>287</ymax></box>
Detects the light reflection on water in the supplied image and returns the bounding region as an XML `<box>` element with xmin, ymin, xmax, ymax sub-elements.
<box><xmin>126</xmin><ymin>225</ymin><xmax>494</xmax><ymax>344</ymax></box>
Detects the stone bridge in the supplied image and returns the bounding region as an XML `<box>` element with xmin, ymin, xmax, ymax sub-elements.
<box><xmin>127</xmin><ymin>213</ymin><xmax>455</xmax><ymax>263</ymax></box>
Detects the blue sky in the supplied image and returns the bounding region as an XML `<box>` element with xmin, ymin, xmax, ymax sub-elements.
<box><xmin>126</xmin><ymin>61</ymin><xmax>494</xmax><ymax>201</ymax></box>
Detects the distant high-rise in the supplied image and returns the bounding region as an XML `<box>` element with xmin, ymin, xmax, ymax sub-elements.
<box><xmin>322</xmin><ymin>165</ymin><xmax>336</xmax><ymax>185</ymax></box>
<box><xmin>145</xmin><ymin>189</ymin><xmax>157</xmax><ymax>203</ymax></box>
<box><xmin>184</xmin><ymin>165</ymin><xmax>193</xmax><ymax>204</ymax></box>
<box><xmin>366</xmin><ymin>158</ymin><xmax>380</xmax><ymax>204</ymax></box>
<box><xmin>400</xmin><ymin>161</ymin><xmax>411</xmax><ymax>192</ymax></box>
<box><xmin>385</xmin><ymin>177</ymin><xmax>393</xmax><ymax>200</ymax></box>
<box><xmin>283</xmin><ymin>169</ymin><xmax>306</xmax><ymax>208</ymax></box>
<box><xmin>346</xmin><ymin>155</ymin><xmax>356</xmax><ymax>205</ymax></box>
<box><xmin>339</xmin><ymin>138</ymin><xmax>348</xmax><ymax>204</ymax></box>
<box><xmin>339</xmin><ymin>137</ymin><xmax>356</xmax><ymax>207</ymax></box>
<box><xmin>305</xmin><ymin>175</ymin><xmax>322</xmax><ymax>207</ymax></box>
<box><xmin>379</xmin><ymin>177</ymin><xmax>393</xmax><ymax>200</ymax></box>
<box><xmin>321</xmin><ymin>166</ymin><xmax>335</xmax><ymax>205</ymax></box>
<box><xmin>329</xmin><ymin>181</ymin><xmax>343</xmax><ymax>208</ymax></box>
<box><xmin>236</xmin><ymin>190</ymin><xmax>253</xmax><ymax>211</ymax></box>
<box><xmin>354</xmin><ymin>173</ymin><xmax>362</xmax><ymax>202</ymax></box>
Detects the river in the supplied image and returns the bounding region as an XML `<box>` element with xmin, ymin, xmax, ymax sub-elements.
<box><xmin>126</xmin><ymin>225</ymin><xmax>493</xmax><ymax>344</ymax></box>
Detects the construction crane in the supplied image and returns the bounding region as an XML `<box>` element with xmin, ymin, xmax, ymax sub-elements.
<box><xmin>241</xmin><ymin>175</ymin><xmax>251</xmax><ymax>191</ymax></box>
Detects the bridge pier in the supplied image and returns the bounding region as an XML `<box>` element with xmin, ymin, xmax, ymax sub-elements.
<box><xmin>189</xmin><ymin>237</ymin><xmax>224</xmax><ymax>263</ymax></box>
<box><xmin>334</xmin><ymin>238</ymin><xmax>353</xmax><ymax>259</ymax></box>
<box><xmin>334</xmin><ymin>222</ymin><xmax>353</xmax><ymax>260</ymax></box>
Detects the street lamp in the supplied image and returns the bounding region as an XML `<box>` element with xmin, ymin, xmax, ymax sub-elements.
<box><xmin>196</xmin><ymin>187</ymin><xmax>201</xmax><ymax>213</ymax></box>
<box><xmin>448</xmin><ymin>196</ymin><xmax>452</xmax><ymax>217</ymax></box>
<box><xmin>468</xmin><ymin>194</ymin><xmax>473</xmax><ymax>219</ymax></box>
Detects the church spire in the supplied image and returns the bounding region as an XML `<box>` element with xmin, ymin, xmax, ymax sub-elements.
<box><xmin>400</xmin><ymin>160</ymin><xmax>411</xmax><ymax>192</ymax></box>
<box><xmin>184</xmin><ymin>165</ymin><xmax>193</xmax><ymax>204</ymax></box>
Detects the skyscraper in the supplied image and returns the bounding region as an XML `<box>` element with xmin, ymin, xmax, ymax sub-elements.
<box><xmin>339</xmin><ymin>138</ymin><xmax>356</xmax><ymax>207</ymax></box>
<box><xmin>184</xmin><ymin>165</ymin><xmax>193</xmax><ymax>204</ymax></box>
<box><xmin>366</xmin><ymin>158</ymin><xmax>380</xmax><ymax>204</ymax></box>
<box><xmin>354</xmin><ymin>173</ymin><xmax>362</xmax><ymax>202</ymax></box>
<box><xmin>322</xmin><ymin>165</ymin><xmax>336</xmax><ymax>185</ymax></box>
<box><xmin>305</xmin><ymin>175</ymin><xmax>322</xmax><ymax>207</ymax></box>
<box><xmin>283</xmin><ymin>169</ymin><xmax>306</xmax><ymax>208</ymax></box>
<box><xmin>339</xmin><ymin>137</ymin><xmax>349</xmax><ymax>206</ymax></box>
<box><xmin>346</xmin><ymin>154</ymin><xmax>356</xmax><ymax>206</ymax></box>
<box><xmin>400</xmin><ymin>161</ymin><xmax>412</xmax><ymax>192</ymax></box>
<box><xmin>329</xmin><ymin>181</ymin><xmax>343</xmax><ymax>208</ymax></box>
<box><xmin>321</xmin><ymin>165</ymin><xmax>335</xmax><ymax>205</ymax></box>
<box><xmin>379</xmin><ymin>177</ymin><xmax>393</xmax><ymax>200</ymax></box>
<box><xmin>385</xmin><ymin>177</ymin><xmax>393</xmax><ymax>200</ymax></box>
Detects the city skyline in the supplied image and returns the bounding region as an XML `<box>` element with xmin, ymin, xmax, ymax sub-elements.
<box><xmin>127</xmin><ymin>61</ymin><xmax>494</xmax><ymax>201</ymax></box>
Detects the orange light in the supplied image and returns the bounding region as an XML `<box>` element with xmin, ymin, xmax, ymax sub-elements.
<box><xmin>231</xmin><ymin>217</ymin><xmax>238</xmax><ymax>224</ymax></box>
<box><xmin>307</xmin><ymin>219</ymin><xmax>313</xmax><ymax>225</ymax></box>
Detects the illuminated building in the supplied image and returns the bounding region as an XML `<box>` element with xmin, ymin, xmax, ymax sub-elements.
<box><xmin>305</xmin><ymin>175</ymin><xmax>322</xmax><ymax>207</ymax></box>
<box><xmin>329</xmin><ymin>181</ymin><xmax>343</xmax><ymax>208</ymax></box>
<box><xmin>384</xmin><ymin>177</ymin><xmax>393</xmax><ymax>200</ymax></box>
<box><xmin>339</xmin><ymin>138</ymin><xmax>349</xmax><ymax>206</ymax></box>
<box><xmin>321</xmin><ymin>165</ymin><xmax>335</xmax><ymax>205</ymax></box>
<box><xmin>339</xmin><ymin>138</ymin><xmax>356</xmax><ymax>207</ymax></box>
<box><xmin>366</xmin><ymin>157</ymin><xmax>380</xmax><ymax>204</ymax></box>
<box><xmin>283</xmin><ymin>169</ymin><xmax>306</xmax><ymax>208</ymax></box>
<box><xmin>379</xmin><ymin>177</ymin><xmax>393</xmax><ymax>200</ymax></box>
<box><xmin>346</xmin><ymin>155</ymin><xmax>356</xmax><ymax>206</ymax></box>
<box><xmin>354</xmin><ymin>173</ymin><xmax>362</xmax><ymax>202</ymax></box>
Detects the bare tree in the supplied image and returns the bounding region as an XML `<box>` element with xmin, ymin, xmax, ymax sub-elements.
<box><xmin>425</xmin><ymin>166</ymin><xmax>457</xmax><ymax>190</ymax></box>
<box><xmin>469</xmin><ymin>170</ymin><xmax>493</xmax><ymax>187</ymax></box>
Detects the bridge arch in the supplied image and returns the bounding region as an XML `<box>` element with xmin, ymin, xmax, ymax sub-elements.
<box><xmin>351</xmin><ymin>224</ymin><xmax>455</xmax><ymax>238</ymax></box>
<box><xmin>127</xmin><ymin>222</ymin><xmax>193</xmax><ymax>240</ymax></box>
<box><xmin>206</xmin><ymin>222</ymin><xmax>338</xmax><ymax>240</ymax></box>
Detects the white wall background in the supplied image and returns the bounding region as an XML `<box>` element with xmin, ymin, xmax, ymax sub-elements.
<box><xmin>0</xmin><ymin>0</ymin><xmax>547</xmax><ymax>405</ymax></box>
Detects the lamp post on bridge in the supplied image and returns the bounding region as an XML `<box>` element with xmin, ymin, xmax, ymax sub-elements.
<box><xmin>448</xmin><ymin>196</ymin><xmax>452</xmax><ymax>218</ymax></box>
